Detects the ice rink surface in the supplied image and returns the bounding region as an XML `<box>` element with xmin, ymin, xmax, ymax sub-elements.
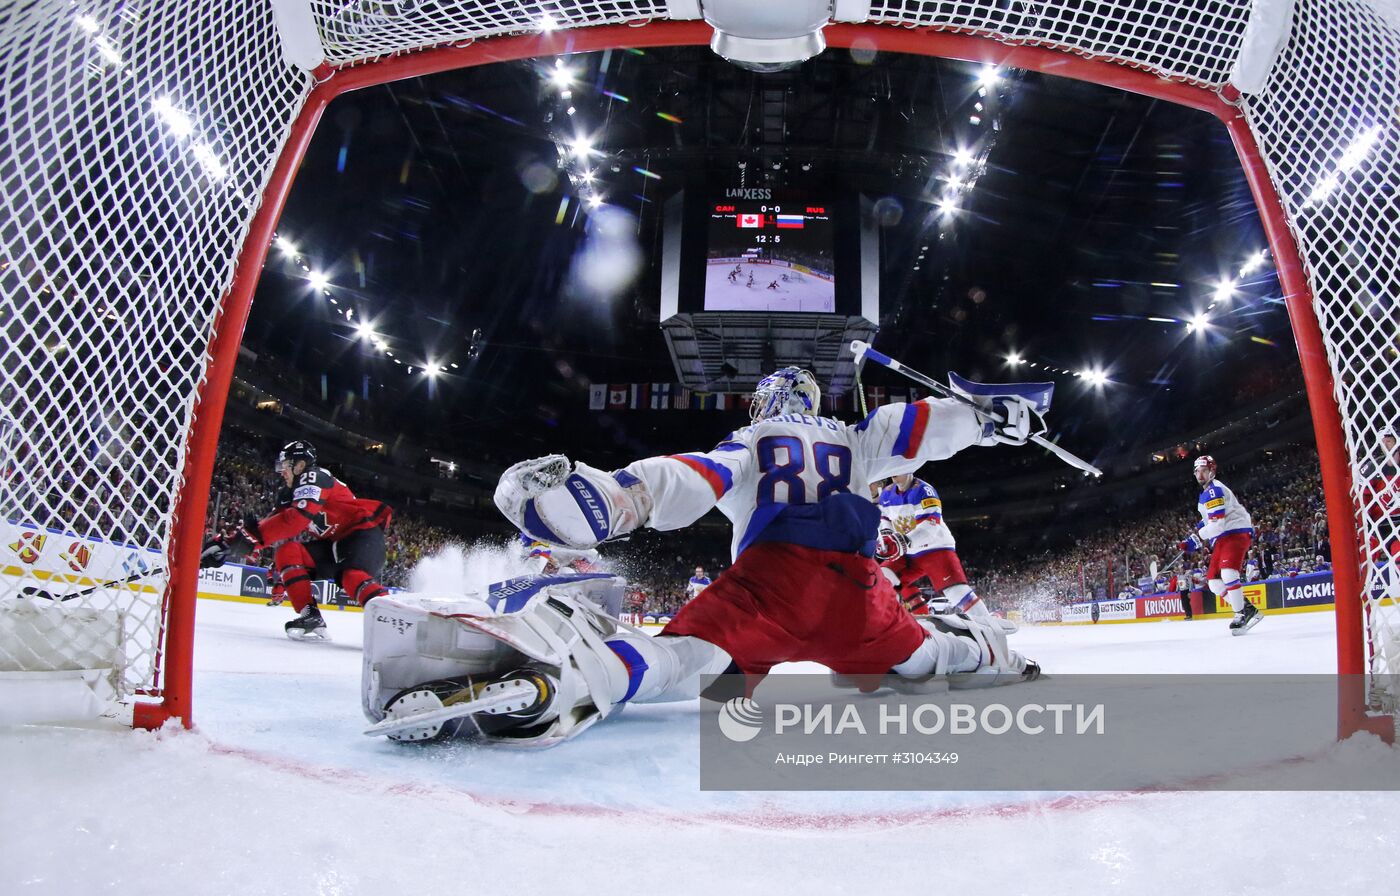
<box><xmin>5</xmin><ymin>595</ymin><xmax>1400</xmax><ymax>895</ymax></box>
<box><xmin>702</xmin><ymin>262</ymin><xmax>834</xmax><ymax>312</ymax></box>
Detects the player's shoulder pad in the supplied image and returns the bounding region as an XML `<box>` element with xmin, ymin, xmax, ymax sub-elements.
<box><xmin>712</xmin><ymin>431</ymin><xmax>746</xmax><ymax>452</ymax></box>
<box><xmin>915</xmin><ymin>480</ymin><xmax>937</xmax><ymax>499</ymax></box>
<box><xmin>297</xmin><ymin>467</ymin><xmax>335</xmax><ymax>487</ymax></box>
<box><xmin>292</xmin><ymin>468</ymin><xmax>334</xmax><ymax>502</ymax></box>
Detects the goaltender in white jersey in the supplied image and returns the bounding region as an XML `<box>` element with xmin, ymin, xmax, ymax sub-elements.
<box><xmin>362</xmin><ymin>366</ymin><xmax>1048</xmax><ymax>746</ymax></box>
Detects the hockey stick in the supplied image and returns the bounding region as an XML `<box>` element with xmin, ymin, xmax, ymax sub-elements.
<box><xmin>20</xmin><ymin>566</ymin><xmax>166</xmax><ymax>602</ymax></box>
<box><xmin>849</xmin><ymin>340</ymin><xmax>1104</xmax><ymax>477</ymax></box>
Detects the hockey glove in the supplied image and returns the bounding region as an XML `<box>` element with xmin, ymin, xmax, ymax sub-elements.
<box><xmin>221</xmin><ymin>513</ymin><xmax>264</xmax><ymax>561</ymax></box>
<box><xmin>199</xmin><ymin>538</ymin><xmax>229</xmax><ymax>569</ymax></box>
<box><xmin>1179</xmin><ymin>534</ymin><xmax>1203</xmax><ymax>554</ymax></box>
<box><xmin>875</xmin><ymin>527</ymin><xmax>909</xmax><ymax>562</ymax></box>
<box><xmin>973</xmin><ymin>396</ymin><xmax>1047</xmax><ymax>447</ymax></box>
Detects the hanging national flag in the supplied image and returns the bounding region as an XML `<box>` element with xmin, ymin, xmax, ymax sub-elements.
<box><xmin>673</xmin><ymin>387</ymin><xmax>690</xmax><ymax>410</ymax></box>
<box><xmin>737</xmin><ymin>213</ymin><xmax>763</xmax><ymax>228</ymax></box>
<box><xmin>886</xmin><ymin>387</ymin><xmax>907</xmax><ymax>405</ymax></box>
<box><xmin>715</xmin><ymin>393</ymin><xmax>728</xmax><ymax>411</ymax></box>
<box><xmin>775</xmin><ymin>214</ymin><xmax>804</xmax><ymax>229</ymax></box>
<box><xmin>608</xmin><ymin>384</ymin><xmax>629</xmax><ymax>409</ymax></box>
<box><xmin>651</xmin><ymin>383</ymin><xmax>671</xmax><ymax>409</ymax></box>
<box><xmin>694</xmin><ymin>392</ymin><xmax>717</xmax><ymax>411</ymax></box>
<box><xmin>866</xmin><ymin>386</ymin><xmax>887</xmax><ymax>407</ymax></box>
<box><xmin>588</xmin><ymin>384</ymin><xmax>607</xmax><ymax>410</ymax></box>
<box><xmin>823</xmin><ymin>393</ymin><xmax>846</xmax><ymax>415</ymax></box>
<box><xmin>629</xmin><ymin>383</ymin><xmax>650</xmax><ymax>409</ymax></box>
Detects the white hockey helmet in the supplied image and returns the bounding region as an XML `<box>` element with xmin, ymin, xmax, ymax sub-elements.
<box><xmin>750</xmin><ymin>366</ymin><xmax>821</xmax><ymax>423</ymax></box>
<box><xmin>1193</xmin><ymin>455</ymin><xmax>1216</xmax><ymax>483</ymax></box>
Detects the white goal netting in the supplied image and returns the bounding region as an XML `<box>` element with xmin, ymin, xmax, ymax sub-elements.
<box><xmin>1</xmin><ymin>0</ymin><xmax>1397</xmax><ymax>720</ymax></box>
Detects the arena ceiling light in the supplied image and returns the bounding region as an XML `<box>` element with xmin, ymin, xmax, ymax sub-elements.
<box><xmin>273</xmin><ymin>235</ymin><xmax>297</xmax><ymax>257</ymax></box>
<box><xmin>306</xmin><ymin>270</ymin><xmax>330</xmax><ymax>292</ymax></box>
<box><xmin>569</xmin><ymin>135</ymin><xmax>597</xmax><ymax>158</ymax></box>
<box><xmin>1213</xmin><ymin>279</ymin><xmax>1236</xmax><ymax>303</ymax></box>
<box><xmin>550</xmin><ymin>60</ymin><xmax>574</xmax><ymax>89</ymax></box>
<box><xmin>977</xmin><ymin>65</ymin><xmax>1001</xmax><ymax>89</ymax></box>
<box><xmin>1006</xmin><ymin>352</ymin><xmax>1022</xmax><ymax>366</ymax></box>
<box><xmin>938</xmin><ymin>198</ymin><xmax>958</xmax><ymax>215</ymax></box>
<box><xmin>355</xmin><ymin>321</ymin><xmax>376</xmax><ymax>341</ymax></box>
<box><xmin>1187</xmin><ymin>311</ymin><xmax>1211</xmax><ymax>333</ymax></box>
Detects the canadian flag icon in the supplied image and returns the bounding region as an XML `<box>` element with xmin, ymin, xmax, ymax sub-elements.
<box><xmin>737</xmin><ymin>214</ymin><xmax>763</xmax><ymax>228</ymax></box>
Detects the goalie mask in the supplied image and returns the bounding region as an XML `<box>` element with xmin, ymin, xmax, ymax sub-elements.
<box><xmin>750</xmin><ymin>366</ymin><xmax>821</xmax><ymax>423</ymax></box>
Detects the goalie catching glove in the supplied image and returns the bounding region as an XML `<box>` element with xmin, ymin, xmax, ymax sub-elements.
<box><xmin>969</xmin><ymin>394</ymin><xmax>1046</xmax><ymax>447</ymax></box>
<box><xmin>947</xmin><ymin>371</ymin><xmax>1051</xmax><ymax>448</ymax></box>
<box><xmin>494</xmin><ymin>455</ymin><xmax>652</xmax><ymax>550</ymax></box>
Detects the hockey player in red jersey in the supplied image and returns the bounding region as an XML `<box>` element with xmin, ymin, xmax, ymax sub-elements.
<box><xmin>1363</xmin><ymin>430</ymin><xmax>1400</xmax><ymax>600</ymax></box>
<box><xmin>206</xmin><ymin>441</ymin><xmax>392</xmax><ymax>639</ymax></box>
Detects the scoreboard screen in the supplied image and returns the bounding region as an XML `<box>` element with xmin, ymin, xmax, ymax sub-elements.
<box><xmin>703</xmin><ymin>196</ymin><xmax>835</xmax><ymax>312</ymax></box>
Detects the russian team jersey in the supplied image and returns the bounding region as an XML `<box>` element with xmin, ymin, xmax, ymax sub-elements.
<box><xmin>618</xmin><ymin>397</ymin><xmax>982</xmax><ymax>561</ymax></box>
<box><xmin>1196</xmin><ymin>478</ymin><xmax>1252</xmax><ymax>543</ymax></box>
<box><xmin>686</xmin><ymin>575</ymin><xmax>712</xmax><ymax>598</ymax></box>
<box><xmin>877</xmin><ymin>477</ymin><xmax>956</xmax><ymax>555</ymax></box>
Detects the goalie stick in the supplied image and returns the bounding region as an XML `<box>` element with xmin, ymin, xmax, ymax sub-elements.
<box><xmin>20</xmin><ymin>566</ymin><xmax>167</xmax><ymax>602</ymax></box>
<box><xmin>849</xmin><ymin>340</ymin><xmax>1104</xmax><ymax>477</ymax></box>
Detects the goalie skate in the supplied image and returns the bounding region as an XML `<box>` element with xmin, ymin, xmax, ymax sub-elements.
<box><xmin>930</xmin><ymin>613</ymin><xmax>1041</xmax><ymax>689</ymax></box>
<box><xmin>365</xmin><ymin>671</ymin><xmax>553</xmax><ymax>742</ymax></box>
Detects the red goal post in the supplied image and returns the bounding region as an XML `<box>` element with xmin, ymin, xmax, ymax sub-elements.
<box><xmin>3</xmin><ymin>1</ymin><xmax>1395</xmax><ymax>737</ymax></box>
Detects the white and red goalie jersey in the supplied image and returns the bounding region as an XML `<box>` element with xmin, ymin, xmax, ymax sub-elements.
<box><xmin>615</xmin><ymin>399</ymin><xmax>983</xmax><ymax>561</ymax></box>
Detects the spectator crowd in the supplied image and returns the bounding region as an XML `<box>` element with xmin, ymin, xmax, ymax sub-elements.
<box><xmin>203</xmin><ymin>426</ymin><xmax>1333</xmax><ymax>620</ymax></box>
<box><xmin>965</xmin><ymin>445</ymin><xmax>1330</xmax><ymax>612</ymax></box>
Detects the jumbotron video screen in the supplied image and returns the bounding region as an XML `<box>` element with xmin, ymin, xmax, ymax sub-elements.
<box><xmin>704</xmin><ymin>197</ymin><xmax>835</xmax><ymax>312</ymax></box>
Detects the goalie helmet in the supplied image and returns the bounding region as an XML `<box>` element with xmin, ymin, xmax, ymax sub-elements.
<box><xmin>275</xmin><ymin>440</ymin><xmax>317</xmax><ymax>473</ymax></box>
<box><xmin>1192</xmin><ymin>455</ymin><xmax>1216</xmax><ymax>485</ymax></box>
<box><xmin>750</xmin><ymin>366</ymin><xmax>821</xmax><ymax>423</ymax></box>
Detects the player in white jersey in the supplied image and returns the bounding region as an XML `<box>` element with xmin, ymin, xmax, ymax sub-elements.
<box><xmin>875</xmin><ymin>473</ymin><xmax>993</xmax><ymax>620</ymax></box>
<box><xmin>686</xmin><ymin>567</ymin><xmax>711</xmax><ymax>599</ymax></box>
<box><xmin>361</xmin><ymin>367</ymin><xmax>1047</xmax><ymax>745</ymax></box>
<box><xmin>1179</xmin><ymin>455</ymin><xmax>1260</xmax><ymax>635</ymax></box>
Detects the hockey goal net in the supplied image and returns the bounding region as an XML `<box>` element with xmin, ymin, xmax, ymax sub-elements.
<box><xmin>0</xmin><ymin>0</ymin><xmax>1396</xmax><ymax>732</ymax></box>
